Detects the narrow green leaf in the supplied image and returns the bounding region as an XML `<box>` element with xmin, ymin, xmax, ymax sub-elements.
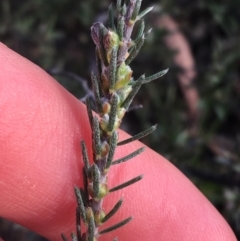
<box><xmin>92</xmin><ymin>116</ymin><xmax>101</xmax><ymax>158</ymax></box>
<box><xmin>80</xmin><ymin>188</ymin><xmax>88</xmax><ymax>207</ymax></box>
<box><xmin>134</xmin><ymin>20</ymin><xmax>145</xmax><ymax>42</ymax></box>
<box><xmin>99</xmin><ymin>217</ymin><xmax>133</xmax><ymax>235</ymax></box>
<box><xmin>111</xmin><ymin>147</ymin><xmax>145</xmax><ymax>165</ymax></box>
<box><xmin>121</xmin><ymin>75</ymin><xmax>145</xmax><ymax>109</ymax></box>
<box><xmin>117</xmin><ymin>124</ymin><xmax>157</xmax><ymax>145</ymax></box>
<box><xmin>92</xmin><ymin>164</ymin><xmax>100</xmax><ymax>197</ymax></box>
<box><xmin>98</xmin><ymin>45</ymin><xmax>108</xmax><ymax>67</ymax></box>
<box><xmin>105</xmin><ymin>131</ymin><xmax>118</xmax><ymax>170</ymax></box>
<box><xmin>109</xmin><ymin>175</ymin><xmax>143</xmax><ymax>192</ymax></box>
<box><xmin>74</xmin><ymin>186</ymin><xmax>87</xmax><ymax>223</ymax></box>
<box><xmin>95</xmin><ymin>48</ymin><xmax>104</xmax><ymax>97</ymax></box>
<box><xmin>117</xmin><ymin>16</ymin><xmax>125</xmax><ymax>40</ymax></box>
<box><xmin>125</xmin><ymin>35</ymin><xmax>145</xmax><ymax>65</ymax></box>
<box><xmin>121</xmin><ymin>3</ymin><xmax>127</xmax><ymax>15</ymax></box>
<box><xmin>109</xmin><ymin>47</ymin><xmax>118</xmax><ymax>90</ymax></box>
<box><xmin>108</xmin><ymin>93</ymin><xmax>119</xmax><ymax>132</ymax></box>
<box><xmin>137</xmin><ymin>6</ymin><xmax>154</xmax><ymax>20</ymax></box>
<box><xmin>131</xmin><ymin>0</ymin><xmax>142</xmax><ymax>20</ymax></box>
<box><xmin>91</xmin><ymin>71</ymin><xmax>102</xmax><ymax>113</ymax></box>
<box><xmin>85</xmin><ymin>96</ymin><xmax>93</xmax><ymax>126</ymax></box>
<box><xmin>82</xmin><ymin>168</ymin><xmax>89</xmax><ymax>202</ymax></box>
<box><xmin>88</xmin><ymin>216</ymin><xmax>95</xmax><ymax>241</ymax></box>
<box><xmin>81</xmin><ymin>140</ymin><xmax>90</xmax><ymax>171</ymax></box>
<box><xmin>116</xmin><ymin>0</ymin><xmax>122</xmax><ymax>14</ymax></box>
<box><xmin>108</xmin><ymin>4</ymin><xmax>116</xmax><ymax>30</ymax></box>
<box><xmin>142</xmin><ymin>68</ymin><xmax>169</xmax><ymax>84</ymax></box>
<box><xmin>101</xmin><ymin>198</ymin><xmax>123</xmax><ymax>223</ymax></box>
<box><xmin>99</xmin><ymin>24</ymin><xmax>109</xmax><ymax>66</ymax></box>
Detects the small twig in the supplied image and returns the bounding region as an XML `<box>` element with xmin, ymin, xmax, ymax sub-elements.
<box><xmin>62</xmin><ymin>1</ymin><xmax>168</xmax><ymax>240</ymax></box>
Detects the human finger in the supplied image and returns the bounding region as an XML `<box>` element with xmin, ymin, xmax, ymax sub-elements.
<box><xmin>0</xmin><ymin>43</ymin><xmax>236</xmax><ymax>241</ymax></box>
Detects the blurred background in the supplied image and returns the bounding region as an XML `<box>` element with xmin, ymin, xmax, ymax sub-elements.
<box><xmin>0</xmin><ymin>0</ymin><xmax>240</xmax><ymax>240</ymax></box>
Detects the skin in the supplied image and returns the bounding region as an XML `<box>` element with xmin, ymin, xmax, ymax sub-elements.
<box><xmin>0</xmin><ymin>43</ymin><xmax>237</xmax><ymax>241</ymax></box>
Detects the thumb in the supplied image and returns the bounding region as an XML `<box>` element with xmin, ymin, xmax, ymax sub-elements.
<box><xmin>0</xmin><ymin>43</ymin><xmax>237</xmax><ymax>241</ymax></box>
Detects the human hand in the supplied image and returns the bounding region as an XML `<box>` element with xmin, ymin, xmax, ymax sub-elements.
<box><xmin>0</xmin><ymin>43</ymin><xmax>237</xmax><ymax>241</ymax></box>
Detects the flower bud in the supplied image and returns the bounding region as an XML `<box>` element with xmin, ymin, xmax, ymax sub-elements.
<box><xmin>103</xmin><ymin>30</ymin><xmax>120</xmax><ymax>63</ymax></box>
<box><xmin>100</xmin><ymin>141</ymin><xmax>110</xmax><ymax>157</ymax></box>
<box><xmin>94</xmin><ymin>210</ymin><xmax>106</xmax><ymax>225</ymax></box>
<box><xmin>98</xmin><ymin>183</ymin><xmax>109</xmax><ymax>199</ymax></box>
<box><xmin>117</xmin><ymin>108</ymin><xmax>126</xmax><ymax>119</ymax></box>
<box><xmin>115</xmin><ymin>63</ymin><xmax>133</xmax><ymax>90</ymax></box>
<box><xmin>102</xmin><ymin>101</ymin><xmax>111</xmax><ymax>114</ymax></box>
<box><xmin>88</xmin><ymin>183</ymin><xmax>109</xmax><ymax>201</ymax></box>
<box><xmin>86</xmin><ymin>207</ymin><xmax>94</xmax><ymax>221</ymax></box>
<box><xmin>100</xmin><ymin>114</ymin><xmax>109</xmax><ymax>132</ymax></box>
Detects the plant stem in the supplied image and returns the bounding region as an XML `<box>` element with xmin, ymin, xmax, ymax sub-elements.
<box><xmin>62</xmin><ymin>0</ymin><xmax>168</xmax><ymax>240</ymax></box>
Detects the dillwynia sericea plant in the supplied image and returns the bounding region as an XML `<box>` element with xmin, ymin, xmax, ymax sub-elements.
<box><xmin>61</xmin><ymin>0</ymin><xmax>168</xmax><ymax>240</ymax></box>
